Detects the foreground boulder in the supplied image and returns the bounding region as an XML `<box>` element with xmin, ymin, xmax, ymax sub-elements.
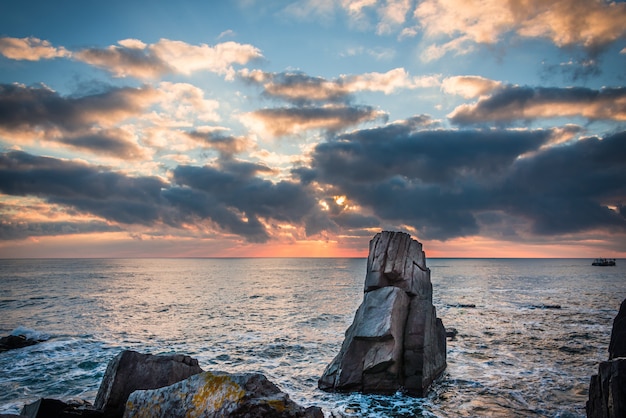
<box><xmin>587</xmin><ymin>298</ymin><xmax>626</xmax><ymax>418</ymax></box>
<box><xmin>319</xmin><ymin>231</ymin><xmax>446</xmax><ymax>396</ymax></box>
<box><xmin>94</xmin><ymin>350</ymin><xmax>203</xmax><ymax>417</ymax></box>
<box><xmin>124</xmin><ymin>371</ymin><xmax>323</xmax><ymax>418</ymax></box>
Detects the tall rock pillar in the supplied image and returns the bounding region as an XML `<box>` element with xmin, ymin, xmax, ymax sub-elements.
<box><xmin>319</xmin><ymin>231</ymin><xmax>446</xmax><ymax>396</ymax></box>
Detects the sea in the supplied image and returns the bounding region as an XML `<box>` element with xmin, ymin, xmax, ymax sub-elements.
<box><xmin>0</xmin><ymin>258</ymin><xmax>624</xmax><ymax>417</ymax></box>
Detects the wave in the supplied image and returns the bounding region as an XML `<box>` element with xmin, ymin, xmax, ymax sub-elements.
<box><xmin>9</xmin><ymin>326</ymin><xmax>50</xmax><ymax>342</ymax></box>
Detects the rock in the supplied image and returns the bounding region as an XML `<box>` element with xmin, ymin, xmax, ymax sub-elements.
<box><xmin>94</xmin><ymin>350</ymin><xmax>203</xmax><ymax>418</ymax></box>
<box><xmin>21</xmin><ymin>398</ymin><xmax>102</xmax><ymax>418</ymax></box>
<box><xmin>0</xmin><ymin>334</ymin><xmax>41</xmax><ymax>352</ymax></box>
<box><xmin>445</xmin><ymin>328</ymin><xmax>458</xmax><ymax>339</ymax></box>
<box><xmin>609</xmin><ymin>299</ymin><xmax>626</xmax><ymax>360</ymax></box>
<box><xmin>587</xmin><ymin>298</ymin><xmax>626</xmax><ymax>418</ymax></box>
<box><xmin>124</xmin><ymin>370</ymin><xmax>323</xmax><ymax>418</ymax></box>
<box><xmin>587</xmin><ymin>359</ymin><xmax>626</xmax><ymax>418</ymax></box>
<box><xmin>319</xmin><ymin>231</ymin><xmax>446</xmax><ymax>396</ymax></box>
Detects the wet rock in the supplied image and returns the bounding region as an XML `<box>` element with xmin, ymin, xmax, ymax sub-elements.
<box><xmin>319</xmin><ymin>231</ymin><xmax>446</xmax><ymax>397</ymax></box>
<box><xmin>94</xmin><ymin>350</ymin><xmax>203</xmax><ymax>418</ymax></box>
<box><xmin>587</xmin><ymin>298</ymin><xmax>626</xmax><ymax>418</ymax></box>
<box><xmin>609</xmin><ymin>299</ymin><xmax>626</xmax><ymax>360</ymax></box>
<box><xmin>21</xmin><ymin>398</ymin><xmax>102</xmax><ymax>418</ymax></box>
<box><xmin>587</xmin><ymin>358</ymin><xmax>626</xmax><ymax>418</ymax></box>
<box><xmin>445</xmin><ymin>328</ymin><xmax>458</xmax><ymax>340</ymax></box>
<box><xmin>0</xmin><ymin>334</ymin><xmax>41</xmax><ymax>352</ymax></box>
<box><xmin>124</xmin><ymin>370</ymin><xmax>323</xmax><ymax>418</ymax></box>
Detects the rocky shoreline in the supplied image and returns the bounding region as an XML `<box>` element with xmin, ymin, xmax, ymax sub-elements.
<box><xmin>1</xmin><ymin>349</ymin><xmax>323</xmax><ymax>418</ymax></box>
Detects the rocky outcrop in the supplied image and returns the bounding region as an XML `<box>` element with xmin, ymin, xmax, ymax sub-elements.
<box><xmin>0</xmin><ymin>334</ymin><xmax>42</xmax><ymax>353</ymax></box>
<box><xmin>587</xmin><ymin>298</ymin><xmax>626</xmax><ymax>418</ymax></box>
<box><xmin>124</xmin><ymin>371</ymin><xmax>322</xmax><ymax>418</ymax></box>
<box><xmin>319</xmin><ymin>231</ymin><xmax>446</xmax><ymax>396</ymax></box>
<box><xmin>20</xmin><ymin>398</ymin><xmax>102</xmax><ymax>418</ymax></box>
<box><xmin>94</xmin><ymin>350</ymin><xmax>203</xmax><ymax>418</ymax></box>
<box><xmin>609</xmin><ymin>299</ymin><xmax>626</xmax><ymax>360</ymax></box>
<box><xmin>17</xmin><ymin>350</ymin><xmax>321</xmax><ymax>417</ymax></box>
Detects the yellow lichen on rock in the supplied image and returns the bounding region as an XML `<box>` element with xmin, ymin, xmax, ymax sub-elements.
<box><xmin>188</xmin><ymin>372</ymin><xmax>245</xmax><ymax>416</ymax></box>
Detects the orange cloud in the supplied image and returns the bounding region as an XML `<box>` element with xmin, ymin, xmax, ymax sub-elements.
<box><xmin>441</xmin><ymin>75</ymin><xmax>503</xmax><ymax>98</ymax></box>
<box><xmin>415</xmin><ymin>0</ymin><xmax>626</xmax><ymax>60</ymax></box>
<box><xmin>0</xmin><ymin>37</ymin><xmax>70</xmax><ymax>61</ymax></box>
<box><xmin>73</xmin><ymin>38</ymin><xmax>263</xmax><ymax>80</ymax></box>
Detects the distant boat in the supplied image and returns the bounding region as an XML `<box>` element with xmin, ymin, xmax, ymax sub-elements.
<box><xmin>592</xmin><ymin>258</ymin><xmax>616</xmax><ymax>266</ymax></box>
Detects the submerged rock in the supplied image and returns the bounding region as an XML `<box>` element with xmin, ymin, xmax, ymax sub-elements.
<box><xmin>587</xmin><ymin>298</ymin><xmax>626</xmax><ymax>418</ymax></box>
<box><xmin>94</xmin><ymin>350</ymin><xmax>203</xmax><ymax>418</ymax></box>
<box><xmin>319</xmin><ymin>231</ymin><xmax>446</xmax><ymax>396</ymax></box>
<box><xmin>0</xmin><ymin>334</ymin><xmax>41</xmax><ymax>352</ymax></box>
<box><xmin>124</xmin><ymin>370</ymin><xmax>323</xmax><ymax>418</ymax></box>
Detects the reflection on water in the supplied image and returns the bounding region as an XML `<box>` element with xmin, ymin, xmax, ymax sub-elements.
<box><xmin>0</xmin><ymin>258</ymin><xmax>624</xmax><ymax>417</ymax></box>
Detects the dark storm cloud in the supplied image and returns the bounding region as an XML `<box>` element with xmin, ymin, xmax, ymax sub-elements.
<box><xmin>0</xmin><ymin>151</ymin><xmax>166</xmax><ymax>225</ymax></box>
<box><xmin>170</xmin><ymin>160</ymin><xmax>320</xmax><ymax>242</ymax></box>
<box><xmin>0</xmin><ymin>83</ymin><xmax>155</xmax><ymax>159</ymax></box>
<box><xmin>0</xmin><ymin>220</ymin><xmax>121</xmax><ymax>240</ymax></box>
<box><xmin>249</xmin><ymin>105</ymin><xmax>387</xmax><ymax>137</ymax></box>
<box><xmin>60</xmin><ymin>129</ymin><xmax>146</xmax><ymax>159</ymax></box>
<box><xmin>312</xmin><ymin>117</ymin><xmax>551</xmax><ymax>184</ymax></box>
<box><xmin>0</xmin><ymin>83</ymin><xmax>156</xmax><ymax>131</ymax></box>
<box><xmin>500</xmin><ymin>131</ymin><xmax>626</xmax><ymax>235</ymax></box>
<box><xmin>306</xmin><ymin>118</ymin><xmax>626</xmax><ymax>240</ymax></box>
<box><xmin>0</xmin><ymin>151</ymin><xmax>325</xmax><ymax>243</ymax></box>
<box><xmin>449</xmin><ymin>85</ymin><xmax>626</xmax><ymax>124</ymax></box>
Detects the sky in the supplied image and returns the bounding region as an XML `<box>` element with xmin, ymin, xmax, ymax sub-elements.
<box><xmin>0</xmin><ymin>0</ymin><xmax>625</xmax><ymax>258</ymax></box>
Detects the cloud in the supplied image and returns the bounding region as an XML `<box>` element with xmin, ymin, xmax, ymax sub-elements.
<box><xmin>281</xmin><ymin>0</ymin><xmax>337</xmax><ymax>20</ymax></box>
<box><xmin>0</xmin><ymin>83</ymin><xmax>159</xmax><ymax>159</ymax></box>
<box><xmin>499</xmin><ymin>131</ymin><xmax>626</xmax><ymax>235</ymax></box>
<box><xmin>168</xmin><ymin>160</ymin><xmax>320</xmax><ymax>242</ymax></box>
<box><xmin>0</xmin><ymin>219</ymin><xmax>121</xmax><ymax>240</ymax></box>
<box><xmin>303</xmin><ymin>117</ymin><xmax>626</xmax><ymax>240</ymax></box>
<box><xmin>441</xmin><ymin>75</ymin><xmax>503</xmax><ymax>98</ymax></box>
<box><xmin>72</xmin><ymin>38</ymin><xmax>263</xmax><ymax>80</ymax></box>
<box><xmin>243</xmin><ymin>104</ymin><xmax>388</xmax><ymax>137</ymax></box>
<box><xmin>0</xmin><ymin>37</ymin><xmax>71</xmax><ymax>61</ymax></box>
<box><xmin>59</xmin><ymin>128</ymin><xmax>147</xmax><ymax>160</ymax></box>
<box><xmin>376</xmin><ymin>0</ymin><xmax>412</xmax><ymax>35</ymax></box>
<box><xmin>0</xmin><ymin>82</ymin><xmax>223</xmax><ymax>159</ymax></box>
<box><xmin>0</xmin><ymin>150</ymin><xmax>328</xmax><ymax>243</ymax></box>
<box><xmin>0</xmin><ymin>151</ymin><xmax>168</xmax><ymax>225</ymax></box>
<box><xmin>0</xmin><ymin>82</ymin><xmax>159</xmax><ymax>132</ymax></box>
<box><xmin>185</xmin><ymin>129</ymin><xmax>254</xmax><ymax>157</ymax></box>
<box><xmin>239</xmin><ymin>68</ymin><xmax>440</xmax><ymax>104</ymax></box>
<box><xmin>415</xmin><ymin>0</ymin><xmax>626</xmax><ymax>59</ymax></box>
<box><xmin>449</xmin><ymin>85</ymin><xmax>626</xmax><ymax>124</ymax></box>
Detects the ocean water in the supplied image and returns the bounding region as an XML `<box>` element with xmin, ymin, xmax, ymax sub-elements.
<box><xmin>0</xmin><ymin>258</ymin><xmax>624</xmax><ymax>417</ymax></box>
